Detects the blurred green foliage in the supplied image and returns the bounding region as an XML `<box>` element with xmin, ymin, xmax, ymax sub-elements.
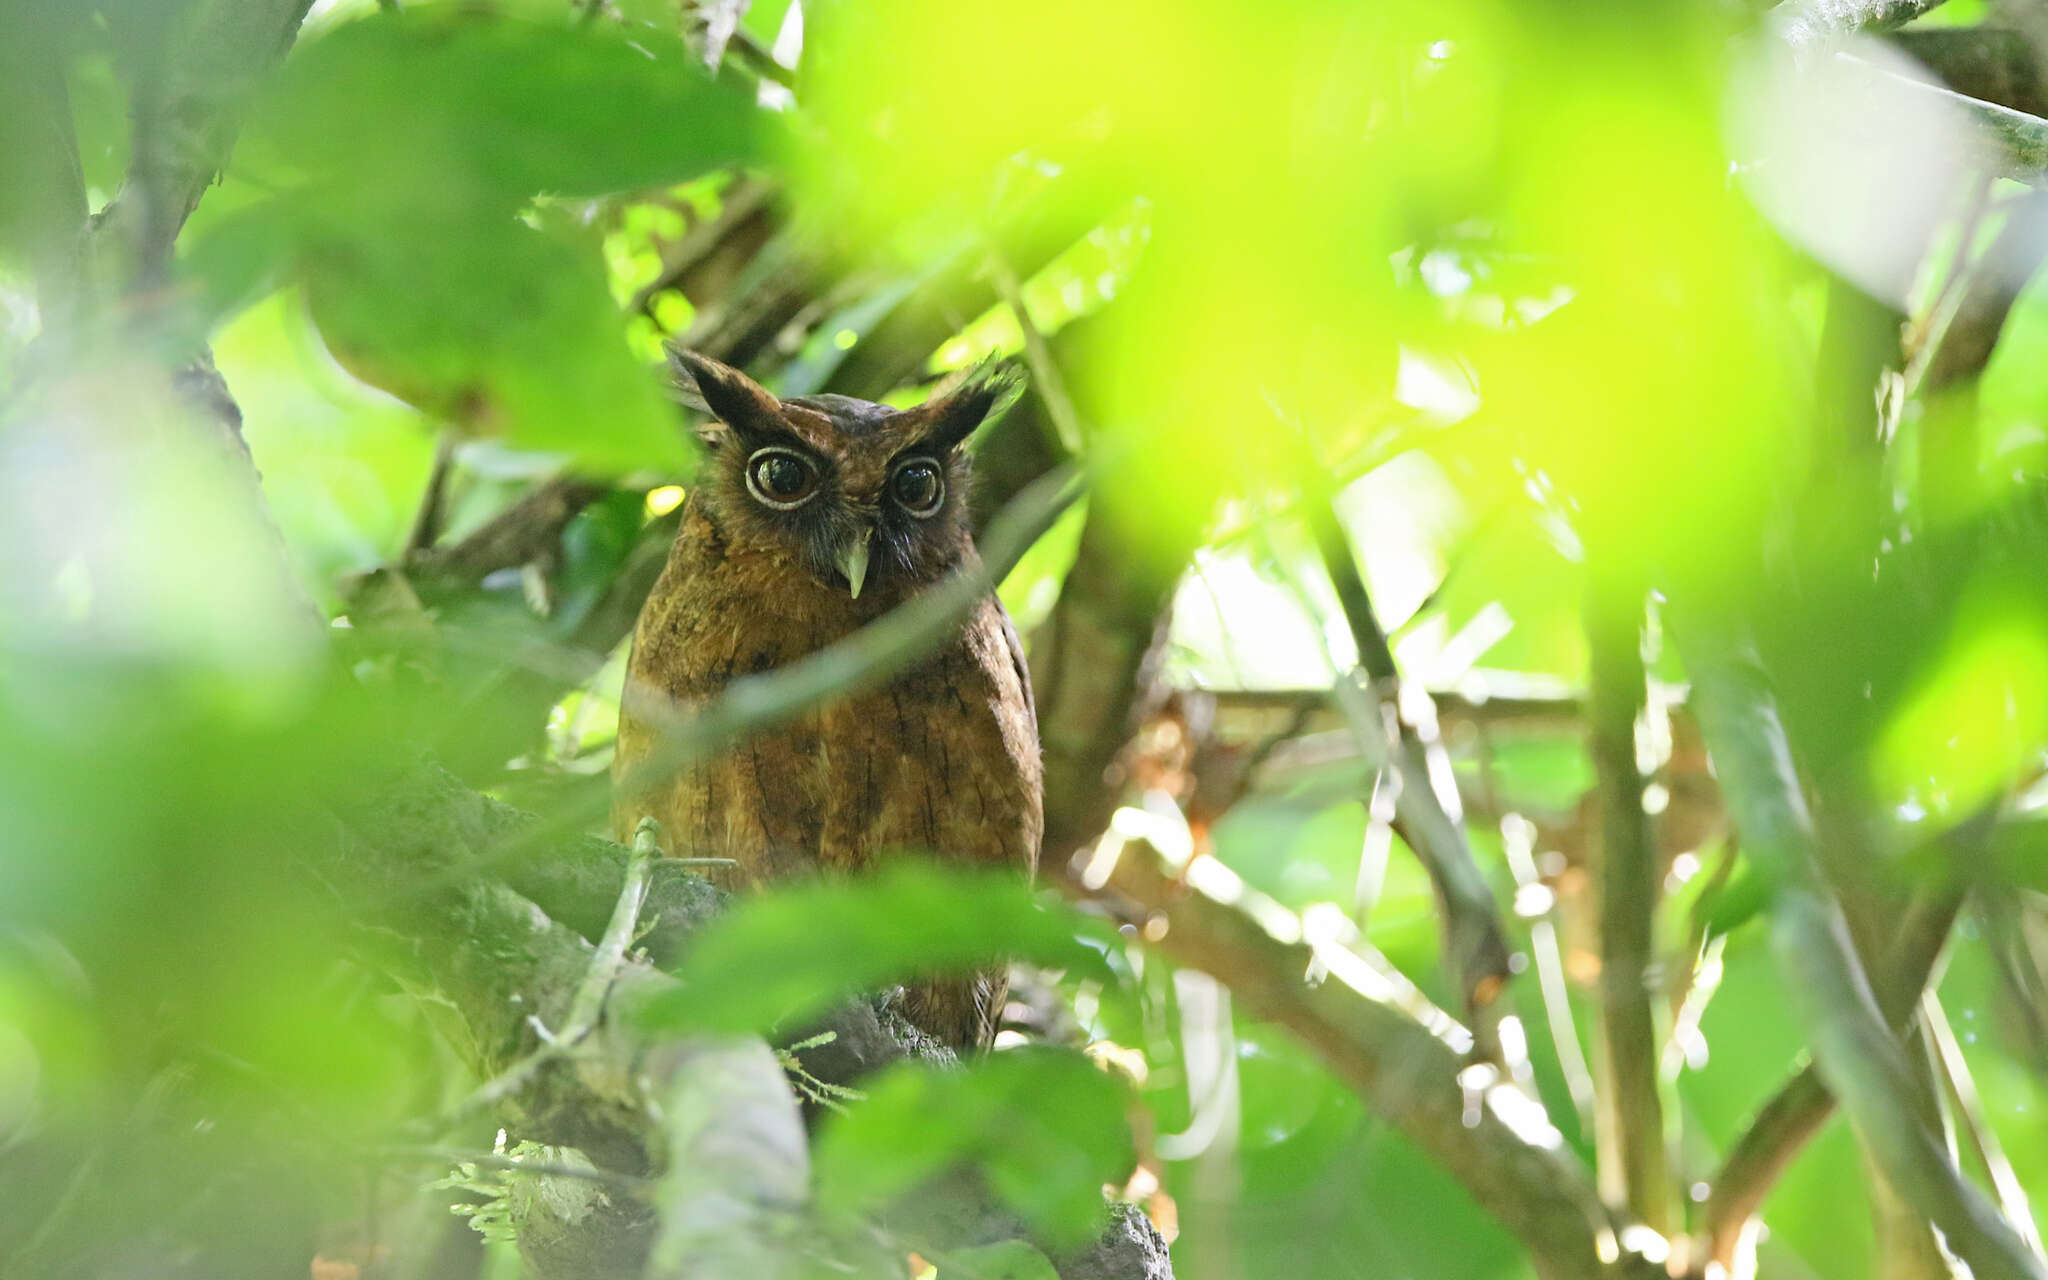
<box><xmin>638</xmin><ymin>865</ymin><xmax>1117</xmax><ymax>1037</ymax></box>
<box><xmin>814</xmin><ymin>1047</ymin><xmax>1137</xmax><ymax>1248</ymax></box>
<box><xmin>5</xmin><ymin>0</ymin><xmax>2048</xmax><ymax>1278</ymax></box>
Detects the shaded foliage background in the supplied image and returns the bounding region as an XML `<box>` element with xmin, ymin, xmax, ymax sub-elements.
<box><xmin>8</xmin><ymin>0</ymin><xmax>2048</xmax><ymax>1278</ymax></box>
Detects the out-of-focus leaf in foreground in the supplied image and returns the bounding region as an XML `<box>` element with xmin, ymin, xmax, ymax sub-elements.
<box><xmin>182</xmin><ymin>7</ymin><xmax>770</xmax><ymax>472</ymax></box>
<box><xmin>238</xmin><ymin>9</ymin><xmax>761</xmax><ymax>210</ymax></box>
<box><xmin>940</xmin><ymin>1238</ymin><xmax>1063</xmax><ymax>1280</ymax></box>
<box><xmin>636</xmin><ymin>865</ymin><xmax>1117</xmax><ymax>1035</ymax></box>
<box><xmin>814</xmin><ymin>1046</ymin><xmax>1137</xmax><ymax>1247</ymax></box>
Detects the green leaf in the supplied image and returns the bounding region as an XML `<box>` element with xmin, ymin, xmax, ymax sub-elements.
<box><xmin>813</xmin><ymin>1047</ymin><xmax>1136</xmax><ymax>1247</ymax></box>
<box><xmin>237</xmin><ymin>8</ymin><xmax>765</xmax><ymax>218</ymax></box>
<box><xmin>181</xmin><ymin>7</ymin><xmax>770</xmax><ymax>471</ymax></box>
<box><xmin>940</xmin><ymin>1239</ymin><xmax>1062</xmax><ymax>1280</ymax></box>
<box><xmin>551</xmin><ymin>490</ymin><xmax>649</xmax><ymax>632</ymax></box>
<box><xmin>298</xmin><ymin>216</ymin><xmax>688</xmax><ymax>472</ymax></box>
<box><xmin>636</xmin><ymin>864</ymin><xmax>1116</xmax><ymax>1036</ymax></box>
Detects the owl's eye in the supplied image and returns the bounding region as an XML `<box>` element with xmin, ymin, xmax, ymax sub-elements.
<box><xmin>744</xmin><ymin>447</ymin><xmax>820</xmax><ymax>510</ymax></box>
<box><xmin>890</xmin><ymin>459</ymin><xmax>945</xmax><ymax>517</ymax></box>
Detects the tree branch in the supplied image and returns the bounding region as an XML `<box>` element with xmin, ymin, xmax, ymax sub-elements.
<box><xmin>1840</xmin><ymin>53</ymin><xmax>2048</xmax><ymax>182</ymax></box>
<box><xmin>1310</xmin><ymin>506</ymin><xmax>1516</xmax><ymax>1037</ymax></box>
<box><xmin>327</xmin><ymin>764</ymin><xmax>809</xmax><ymax>1279</ymax></box>
<box><xmin>405</xmin><ymin>474</ymin><xmax>611</xmax><ymax>584</ymax></box>
<box><xmin>1892</xmin><ymin>28</ymin><xmax>2048</xmax><ymax>120</ymax></box>
<box><xmin>1585</xmin><ymin>576</ymin><xmax>1671</xmax><ymax>1232</ymax></box>
<box><xmin>339</xmin><ymin>761</ymin><xmax>1172</xmax><ymax>1280</ymax></box>
<box><xmin>1698</xmin><ymin>881</ymin><xmax>1964</xmax><ymax>1275</ymax></box>
<box><xmin>1084</xmin><ymin>832</ymin><xmax>1660</xmax><ymax>1280</ymax></box>
<box><xmin>1675</xmin><ymin>617</ymin><xmax>2043</xmax><ymax>1280</ymax></box>
<box><xmin>1770</xmin><ymin>0</ymin><xmax>1951</xmax><ymax>52</ymax></box>
<box><xmin>106</xmin><ymin>0</ymin><xmax>317</xmax><ymax>286</ymax></box>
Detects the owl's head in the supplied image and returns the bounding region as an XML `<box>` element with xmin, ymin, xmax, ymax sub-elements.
<box><xmin>673</xmin><ymin>350</ymin><xmax>1021</xmax><ymax>601</ymax></box>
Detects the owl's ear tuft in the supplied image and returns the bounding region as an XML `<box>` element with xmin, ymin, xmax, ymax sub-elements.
<box><xmin>917</xmin><ymin>361</ymin><xmax>1026</xmax><ymax>453</ymax></box>
<box><xmin>669</xmin><ymin>346</ymin><xmax>784</xmax><ymax>443</ymax></box>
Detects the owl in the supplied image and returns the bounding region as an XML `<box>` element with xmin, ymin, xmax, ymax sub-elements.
<box><xmin>612</xmin><ymin>350</ymin><xmax>1043</xmax><ymax>1052</ymax></box>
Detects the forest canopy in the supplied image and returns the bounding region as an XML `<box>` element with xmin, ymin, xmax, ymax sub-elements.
<box><xmin>6</xmin><ymin>1</ymin><xmax>2048</xmax><ymax>1279</ymax></box>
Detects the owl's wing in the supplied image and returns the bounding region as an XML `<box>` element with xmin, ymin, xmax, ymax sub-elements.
<box><xmin>995</xmin><ymin>599</ymin><xmax>1038</xmax><ymax>736</ymax></box>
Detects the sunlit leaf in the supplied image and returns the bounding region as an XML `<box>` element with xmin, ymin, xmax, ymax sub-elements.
<box><xmin>1873</xmin><ymin>586</ymin><xmax>2048</xmax><ymax>820</ymax></box>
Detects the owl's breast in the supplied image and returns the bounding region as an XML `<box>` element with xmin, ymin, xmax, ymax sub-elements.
<box><xmin>614</xmin><ymin>504</ymin><xmax>1041</xmax><ymax>888</ymax></box>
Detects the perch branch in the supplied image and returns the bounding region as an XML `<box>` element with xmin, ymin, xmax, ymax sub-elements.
<box><xmin>1676</xmin><ymin>617</ymin><xmax>2043</xmax><ymax>1280</ymax></box>
<box><xmin>327</xmin><ymin>765</ymin><xmax>807</xmax><ymax>1279</ymax></box>
<box><xmin>433</xmin><ymin>818</ymin><xmax>661</xmax><ymax>1127</ymax></box>
<box><xmin>341</xmin><ymin>765</ymin><xmax>1170</xmax><ymax>1280</ymax></box>
<box><xmin>421</xmin><ymin>819</ymin><xmax>679</xmax><ymax>1130</ymax></box>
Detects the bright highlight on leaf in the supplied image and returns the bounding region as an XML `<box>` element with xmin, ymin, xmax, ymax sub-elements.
<box><xmin>1875</xmin><ymin>592</ymin><xmax>2048</xmax><ymax>820</ymax></box>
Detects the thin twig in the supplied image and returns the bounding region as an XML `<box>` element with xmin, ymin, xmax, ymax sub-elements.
<box><xmin>1500</xmin><ymin>812</ymin><xmax>1599</xmax><ymax>1132</ymax></box>
<box><xmin>987</xmin><ymin>249</ymin><xmax>1083</xmax><ymax>454</ymax></box>
<box><xmin>1308</xmin><ymin>503</ymin><xmax>1516</xmax><ymax>1042</ymax></box>
<box><xmin>628</xmin><ymin>176</ymin><xmax>783</xmax><ymax>319</ymax></box>
<box><xmin>403</xmin><ymin>434</ymin><xmax>458</xmax><ymax>559</ymax></box>
<box><xmin>1906</xmin><ymin>172</ymin><xmax>1994</xmax><ymax>371</ymax></box>
<box><xmin>1891</xmin><ymin>28</ymin><xmax>2048</xmax><ymax>119</ymax></box>
<box><xmin>1585</xmin><ymin>573</ymin><xmax>1671</xmax><ymax>1231</ymax></box>
<box><xmin>724</xmin><ymin>27</ymin><xmax>799</xmax><ymax>90</ymax></box>
<box><xmin>1922</xmin><ymin>991</ymin><xmax>2046</xmax><ymax>1257</ymax></box>
<box><xmin>405</xmin><ymin>474</ymin><xmax>608</xmax><ymax>582</ymax></box>
<box><xmin>432</xmin><ymin>820</ymin><xmax>661</xmax><ymax>1126</ymax></box>
<box><xmin>564</xmin><ymin>817</ymin><xmax>662</xmax><ymax>1033</ymax></box>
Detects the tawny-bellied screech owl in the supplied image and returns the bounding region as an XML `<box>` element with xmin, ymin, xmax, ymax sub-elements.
<box><xmin>611</xmin><ymin>350</ymin><xmax>1043</xmax><ymax>1052</ymax></box>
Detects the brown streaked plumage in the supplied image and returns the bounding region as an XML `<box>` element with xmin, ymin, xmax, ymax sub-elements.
<box><xmin>612</xmin><ymin>351</ymin><xmax>1041</xmax><ymax>1051</ymax></box>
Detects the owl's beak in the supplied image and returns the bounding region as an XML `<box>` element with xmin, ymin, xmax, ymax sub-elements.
<box><xmin>836</xmin><ymin>534</ymin><xmax>871</xmax><ymax>599</ymax></box>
